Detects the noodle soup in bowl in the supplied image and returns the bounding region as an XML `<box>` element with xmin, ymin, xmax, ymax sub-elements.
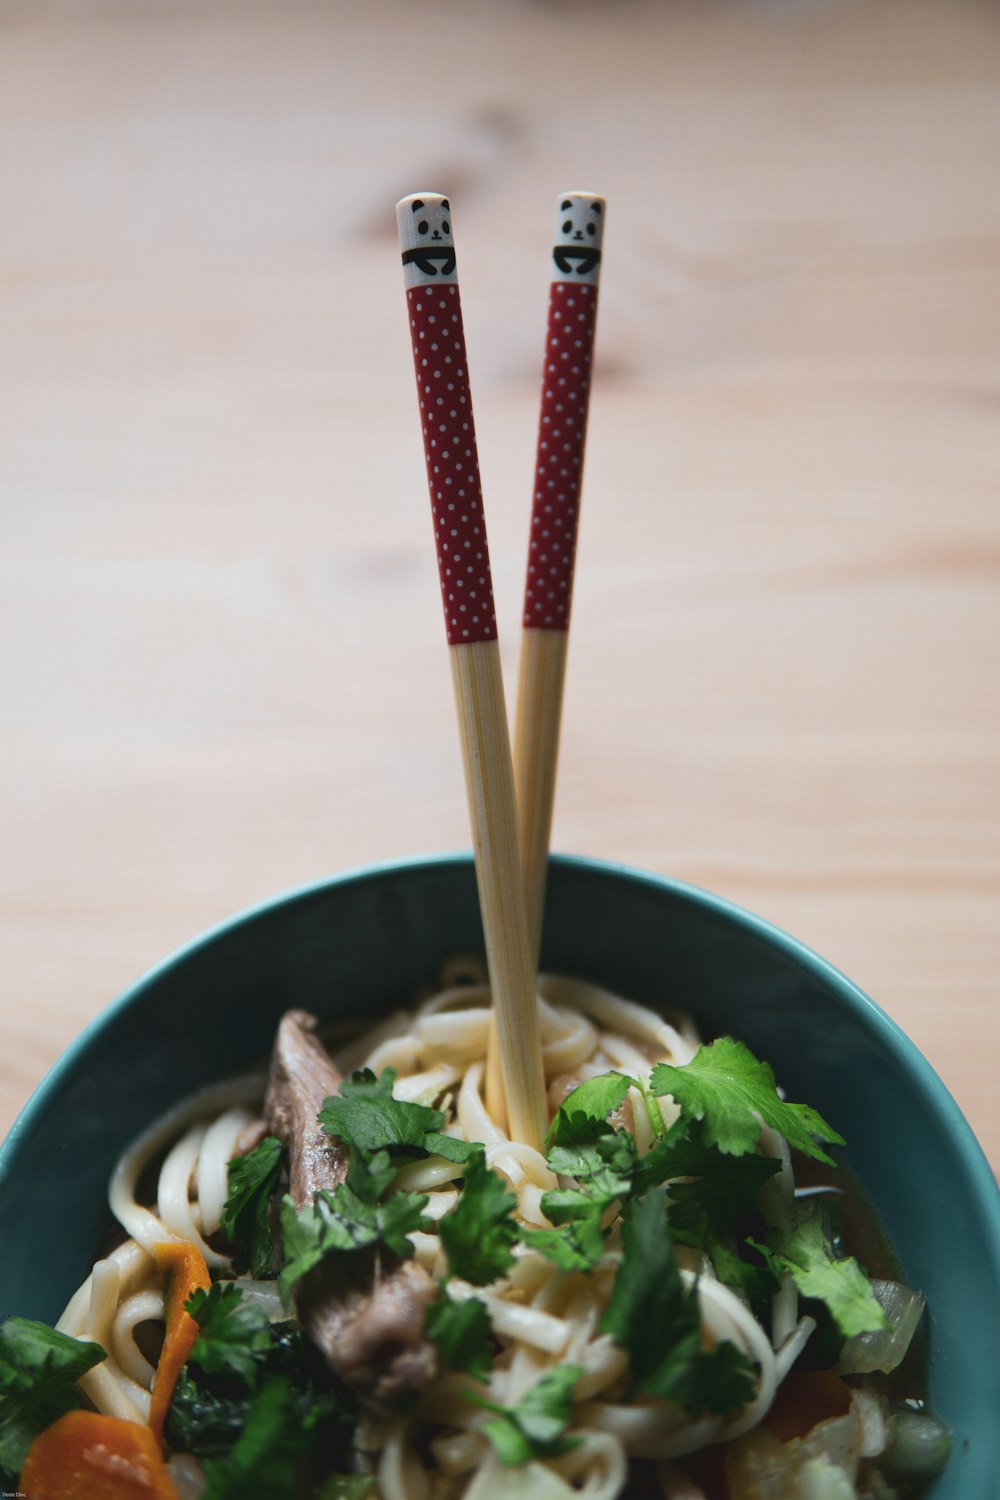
<box><xmin>1</xmin><ymin>853</ymin><xmax>997</xmax><ymax>1497</ymax></box>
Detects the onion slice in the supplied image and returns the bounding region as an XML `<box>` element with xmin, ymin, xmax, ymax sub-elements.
<box><xmin>836</xmin><ymin>1281</ymin><xmax>925</xmax><ymax>1375</ymax></box>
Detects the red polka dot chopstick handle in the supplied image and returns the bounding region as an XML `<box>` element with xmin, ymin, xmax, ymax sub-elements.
<box><xmin>398</xmin><ymin>194</ymin><xmax>496</xmax><ymax>647</ymax></box>
<box><xmin>514</xmin><ymin>192</ymin><xmax>606</xmax><ymax>967</ymax></box>
<box><xmin>396</xmin><ymin>192</ymin><xmax>547</xmax><ymax>1151</ymax></box>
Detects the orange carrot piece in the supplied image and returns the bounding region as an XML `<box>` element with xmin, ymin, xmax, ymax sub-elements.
<box><xmin>20</xmin><ymin>1410</ymin><xmax>179</xmax><ymax>1499</ymax></box>
<box><xmin>147</xmin><ymin>1241</ymin><xmax>211</xmax><ymax>1445</ymax></box>
<box><xmin>762</xmin><ymin>1369</ymin><xmax>853</xmax><ymax>1443</ymax></box>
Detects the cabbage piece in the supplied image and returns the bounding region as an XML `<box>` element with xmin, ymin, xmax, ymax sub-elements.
<box><xmin>850</xmin><ymin>1387</ymin><xmax>887</xmax><ymax>1459</ymax></box>
<box><xmin>726</xmin><ymin>1409</ymin><xmax>860</xmax><ymax>1498</ymax></box>
<box><xmin>800</xmin><ymin>1459</ymin><xmax>857</xmax><ymax>1499</ymax></box>
<box><xmin>236</xmin><ymin>1281</ymin><xmax>289</xmax><ymax>1322</ymax></box>
<box><xmin>836</xmin><ymin>1282</ymin><xmax>924</xmax><ymax>1376</ymax></box>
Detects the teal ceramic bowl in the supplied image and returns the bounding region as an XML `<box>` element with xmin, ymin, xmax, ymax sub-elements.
<box><xmin>1</xmin><ymin>855</ymin><xmax>997</xmax><ymax>1492</ymax></box>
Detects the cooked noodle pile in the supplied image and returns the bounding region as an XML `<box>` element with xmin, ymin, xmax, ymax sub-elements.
<box><xmin>55</xmin><ymin>961</ymin><xmax>820</xmax><ymax>1499</ymax></box>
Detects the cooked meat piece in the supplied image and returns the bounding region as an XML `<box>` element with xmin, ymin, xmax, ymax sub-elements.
<box><xmin>234</xmin><ymin>1117</ymin><xmax>269</xmax><ymax>1158</ymax></box>
<box><xmin>265</xmin><ymin>1008</ymin><xmax>349</xmax><ymax>1208</ymax></box>
<box><xmin>264</xmin><ymin>1008</ymin><xmax>440</xmax><ymax>1408</ymax></box>
<box><xmin>298</xmin><ymin>1253</ymin><xmax>439</xmax><ymax>1409</ymax></box>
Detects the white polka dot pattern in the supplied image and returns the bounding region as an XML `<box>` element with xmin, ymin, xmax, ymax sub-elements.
<box><xmin>523</xmin><ymin>280</ymin><xmax>599</xmax><ymax>631</ymax></box>
<box><xmin>405</xmin><ymin>283</ymin><xmax>497</xmax><ymax>646</ymax></box>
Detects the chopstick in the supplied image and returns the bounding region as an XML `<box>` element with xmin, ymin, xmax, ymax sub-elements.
<box><xmin>514</xmin><ymin>191</ymin><xmax>606</xmax><ymax>967</ymax></box>
<box><xmin>396</xmin><ymin>191</ymin><xmax>547</xmax><ymax>1152</ymax></box>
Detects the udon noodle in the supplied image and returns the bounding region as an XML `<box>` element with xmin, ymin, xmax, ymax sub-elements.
<box><xmin>41</xmin><ymin>961</ymin><xmax>940</xmax><ymax>1498</ymax></box>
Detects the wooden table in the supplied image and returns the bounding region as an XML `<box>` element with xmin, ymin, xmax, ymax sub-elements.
<box><xmin>2</xmin><ymin>0</ymin><xmax>997</xmax><ymax>1170</ymax></box>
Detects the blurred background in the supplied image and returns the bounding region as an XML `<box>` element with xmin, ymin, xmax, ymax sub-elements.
<box><xmin>1</xmin><ymin>0</ymin><xmax>997</xmax><ymax>1166</ymax></box>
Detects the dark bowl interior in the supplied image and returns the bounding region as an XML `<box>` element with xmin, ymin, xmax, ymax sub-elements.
<box><xmin>2</xmin><ymin>854</ymin><xmax>997</xmax><ymax>1493</ymax></box>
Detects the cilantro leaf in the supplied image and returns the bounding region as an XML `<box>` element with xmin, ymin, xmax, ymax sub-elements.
<box><xmin>634</xmin><ymin>1122</ymin><xmax>781</xmax><ymax>1241</ymax></box>
<box><xmin>520</xmin><ymin>1215</ymin><xmax>606</xmax><ymax>1272</ymax></box>
<box><xmin>600</xmin><ymin>1192</ymin><xmax>756</xmax><ymax>1416</ymax></box>
<box><xmin>279</xmin><ymin>1155</ymin><xmax>431</xmax><ymax>1301</ymax></box>
<box><xmin>422</xmin><ymin>1131</ymin><xmax>481</xmax><ymax>1164</ymax></box>
<box><xmin>184</xmin><ymin>1284</ymin><xmax>275</xmax><ymax>1386</ymax></box>
<box><xmin>424</xmin><ymin>1293</ymin><xmax>493</xmax><ymax>1379</ymax></box>
<box><xmin>650</xmin><ymin>1038</ymin><xmax>845</xmax><ymax>1164</ymax></box>
<box><xmin>319</xmin><ymin>1068</ymin><xmax>445</xmax><ymax>1156</ymax></box>
<box><xmin>524</xmin><ymin>1118</ymin><xmax>637</xmax><ymax>1274</ymax></box>
<box><xmin>683</xmin><ymin>1337</ymin><xmax>763</xmax><ymax>1416</ymax></box>
<box><xmin>537</xmin><ymin>1129</ymin><xmax>638</xmax><ymax>1270</ymax></box>
<box><xmin>168</xmin><ymin>1294</ymin><xmax>354</xmax><ymax>1463</ymax></box>
<box><xmin>707</xmin><ymin>1238</ymin><xmax>780</xmax><ymax>1303</ymax></box>
<box><xmin>222</xmin><ymin>1134</ymin><xmax>284</xmax><ymax>1278</ymax></box>
<box><xmin>757</xmin><ymin>1203</ymin><xmax>889</xmax><ymax>1338</ymax></box>
<box><xmin>468</xmin><ymin>1365</ymin><xmax>584</xmax><ymax>1466</ymax></box>
<box><xmin>439</xmin><ymin>1150</ymin><xmax>519</xmax><ymax>1286</ymax></box>
<box><xmin>199</xmin><ymin>1377</ymin><xmax>316</xmax><ymax>1500</ymax></box>
<box><xmin>0</xmin><ymin>1317</ymin><xmax>106</xmax><ymax>1480</ymax></box>
<box><xmin>545</xmin><ymin>1072</ymin><xmax>632</xmax><ymax>1149</ymax></box>
<box><xmin>547</xmin><ymin>1126</ymin><xmax>638</xmax><ymax>1196</ymax></box>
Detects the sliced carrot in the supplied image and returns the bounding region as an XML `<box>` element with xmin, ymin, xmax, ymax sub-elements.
<box><xmin>147</xmin><ymin>1241</ymin><xmax>211</xmax><ymax>1445</ymax></box>
<box><xmin>20</xmin><ymin>1410</ymin><xmax>179</xmax><ymax>1499</ymax></box>
<box><xmin>762</xmin><ymin>1369</ymin><xmax>853</xmax><ymax>1443</ymax></box>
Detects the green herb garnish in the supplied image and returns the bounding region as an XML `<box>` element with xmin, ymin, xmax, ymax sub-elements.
<box><xmin>651</xmin><ymin>1037</ymin><xmax>845</xmax><ymax>1164</ymax></box>
<box><xmin>439</xmin><ymin>1149</ymin><xmax>519</xmax><ymax>1286</ymax></box>
<box><xmin>424</xmin><ymin>1293</ymin><xmax>493</xmax><ymax>1380</ymax></box>
<box><xmin>184</xmin><ymin>1284</ymin><xmax>276</xmax><ymax>1385</ymax></box>
<box><xmin>198</xmin><ymin>1377</ymin><xmax>318</xmax><ymax>1500</ymax></box>
<box><xmin>168</xmin><ymin>1284</ymin><xmax>354</xmax><ymax>1465</ymax></box>
<box><xmin>319</xmin><ymin>1068</ymin><xmax>444</xmax><ymax>1156</ymax></box>
<box><xmin>0</xmin><ymin>1317</ymin><xmax>107</xmax><ymax>1481</ymax></box>
<box><xmin>545</xmin><ymin>1072</ymin><xmax>632</xmax><ymax>1149</ymax></box>
<box><xmin>600</xmin><ymin>1191</ymin><xmax>756</xmax><ymax>1415</ymax></box>
<box><xmin>468</xmin><ymin>1365</ymin><xmax>584</xmax><ymax>1466</ymax></box>
<box><xmin>317</xmin><ymin>1069</ymin><xmax>480</xmax><ymax>1167</ymax></box>
<box><xmin>279</xmin><ymin>1148</ymin><xmax>430</xmax><ymax>1301</ymax></box>
<box><xmin>753</xmin><ymin>1202</ymin><xmax>889</xmax><ymax>1338</ymax></box>
<box><xmin>222</xmin><ymin>1134</ymin><xmax>284</xmax><ymax>1279</ymax></box>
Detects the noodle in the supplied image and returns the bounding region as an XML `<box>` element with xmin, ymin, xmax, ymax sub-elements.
<box><xmin>41</xmin><ymin>969</ymin><xmax>923</xmax><ymax>1498</ymax></box>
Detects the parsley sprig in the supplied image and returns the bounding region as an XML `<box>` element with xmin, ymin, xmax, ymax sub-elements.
<box><xmin>600</xmin><ymin>1191</ymin><xmax>757</xmax><ymax>1415</ymax></box>
<box><xmin>423</xmin><ymin>1296</ymin><xmax>493</xmax><ymax>1380</ymax></box>
<box><xmin>279</xmin><ymin>1067</ymin><xmax>477</xmax><ymax>1303</ymax></box>
<box><xmin>438</xmin><ymin>1149</ymin><xmax>519</xmax><ymax>1286</ymax></box>
<box><xmin>523</xmin><ymin>1068</ymin><xmax>783</xmax><ymax>1275</ymax></box>
<box><xmin>279</xmin><ymin>1149</ymin><xmax>431</xmax><ymax>1301</ymax></box>
<box><xmin>319</xmin><ymin>1068</ymin><xmax>478</xmax><ymax>1165</ymax></box>
<box><xmin>752</xmin><ymin>1202</ymin><xmax>890</xmax><ymax>1338</ymax></box>
<box><xmin>651</xmin><ymin>1037</ymin><xmax>845</xmax><ymax>1164</ymax></box>
<box><xmin>0</xmin><ymin>1318</ymin><xmax>107</xmax><ymax>1482</ymax></box>
<box><xmin>467</xmin><ymin>1365</ymin><xmax>584</xmax><ymax>1466</ymax></box>
<box><xmin>223</xmin><ymin>1134</ymin><xmax>284</xmax><ymax>1278</ymax></box>
<box><xmin>167</xmin><ymin>1282</ymin><xmax>355</xmax><ymax>1482</ymax></box>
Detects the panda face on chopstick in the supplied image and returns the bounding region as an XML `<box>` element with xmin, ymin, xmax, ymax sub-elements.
<box><xmin>552</xmin><ymin>193</ymin><xmax>605</xmax><ymax>283</ymax></box>
<box><xmin>398</xmin><ymin>194</ymin><xmax>458</xmax><ymax>286</ymax></box>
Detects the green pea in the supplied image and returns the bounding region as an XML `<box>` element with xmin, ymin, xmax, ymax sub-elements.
<box><xmin>884</xmin><ymin>1409</ymin><xmax>952</xmax><ymax>1479</ymax></box>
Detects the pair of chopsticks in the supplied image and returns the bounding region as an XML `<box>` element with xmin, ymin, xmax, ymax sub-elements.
<box><xmin>396</xmin><ymin>190</ymin><xmax>605</xmax><ymax>1151</ymax></box>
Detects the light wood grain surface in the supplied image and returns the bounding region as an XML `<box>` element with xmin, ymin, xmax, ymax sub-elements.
<box><xmin>2</xmin><ymin>0</ymin><xmax>998</xmax><ymax>1169</ymax></box>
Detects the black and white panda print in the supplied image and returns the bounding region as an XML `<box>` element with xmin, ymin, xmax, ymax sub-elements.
<box><xmin>552</xmin><ymin>193</ymin><xmax>605</xmax><ymax>282</ymax></box>
<box><xmin>397</xmin><ymin>194</ymin><xmax>457</xmax><ymax>285</ymax></box>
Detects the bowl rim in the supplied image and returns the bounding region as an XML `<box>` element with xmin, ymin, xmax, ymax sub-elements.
<box><xmin>3</xmin><ymin>850</ymin><xmax>998</xmax><ymax>1247</ymax></box>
